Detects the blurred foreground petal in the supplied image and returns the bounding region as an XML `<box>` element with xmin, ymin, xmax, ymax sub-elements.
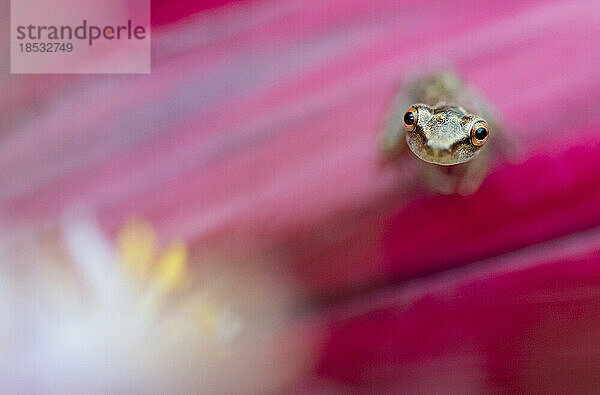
<box><xmin>0</xmin><ymin>216</ymin><xmax>315</xmax><ymax>394</ymax></box>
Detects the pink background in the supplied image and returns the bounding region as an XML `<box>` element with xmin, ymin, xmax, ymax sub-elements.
<box><xmin>3</xmin><ymin>0</ymin><xmax>600</xmax><ymax>391</ymax></box>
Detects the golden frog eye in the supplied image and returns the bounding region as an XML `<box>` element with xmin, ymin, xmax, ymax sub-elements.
<box><xmin>403</xmin><ymin>107</ymin><xmax>418</xmax><ymax>132</ymax></box>
<box><xmin>471</xmin><ymin>121</ymin><xmax>488</xmax><ymax>146</ymax></box>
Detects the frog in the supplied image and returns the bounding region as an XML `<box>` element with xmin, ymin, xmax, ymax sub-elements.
<box><xmin>380</xmin><ymin>71</ymin><xmax>506</xmax><ymax>195</ymax></box>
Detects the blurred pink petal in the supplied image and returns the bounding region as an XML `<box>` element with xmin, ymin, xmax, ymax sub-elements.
<box><xmin>3</xmin><ymin>0</ymin><xmax>600</xmax><ymax>391</ymax></box>
<box><xmin>318</xmin><ymin>226</ymin><xmax>600</xmax><ymax>392</ymax></box>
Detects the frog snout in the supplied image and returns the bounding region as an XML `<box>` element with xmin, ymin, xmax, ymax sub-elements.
<box><xmin>425</xmin><ymin>140</ymin><xmax>452</xmax><ymax>153</ymax></box>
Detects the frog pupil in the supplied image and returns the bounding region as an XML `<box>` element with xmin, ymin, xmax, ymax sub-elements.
<box><xmin>474</xmin><ymin>127</ymin><xmax>487</xmax><ymax>140</ymax></box>
<box><xmin>404</xmin><ymin>111</ymin><xmax>415</xmax><ymax>125</ymax></box>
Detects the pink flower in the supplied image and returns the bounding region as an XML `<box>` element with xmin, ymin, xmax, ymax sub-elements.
<box><xmin>3</xmin><ymin>0</ymin><xmax>600</xmax><ymax>392</ymax></box>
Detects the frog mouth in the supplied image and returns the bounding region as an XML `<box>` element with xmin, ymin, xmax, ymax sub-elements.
<box><xmin>406</xmin><ymin>135</ymin><xmax>470</xmax><ymax>166</ymax></box>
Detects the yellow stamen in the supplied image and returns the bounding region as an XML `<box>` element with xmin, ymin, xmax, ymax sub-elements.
<box><xmin>154</xmin><ymin>239</ymin><xmax>187</xmax><ymax>292</ymax></box>
<box><xmin>117</xmin><ymin>219</ymin><xmax>157</xmax><ymax>280</ymax></box>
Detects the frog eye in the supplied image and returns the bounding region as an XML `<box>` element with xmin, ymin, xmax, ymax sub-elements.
<box><xmin>403</xmin><ymin>107</ymin><xmax>418</xmax><ymax>132</ymax></box>
<box><xmin>471</xmin><ymin>121</ymin><xmax>488</xmax><ymax>146</ymax></box>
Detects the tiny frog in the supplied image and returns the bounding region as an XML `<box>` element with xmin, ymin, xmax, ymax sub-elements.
<box><xmin>381</xmin><ymin>71</ymin><xmax>504</xmax><ymax>195</ymax></box>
